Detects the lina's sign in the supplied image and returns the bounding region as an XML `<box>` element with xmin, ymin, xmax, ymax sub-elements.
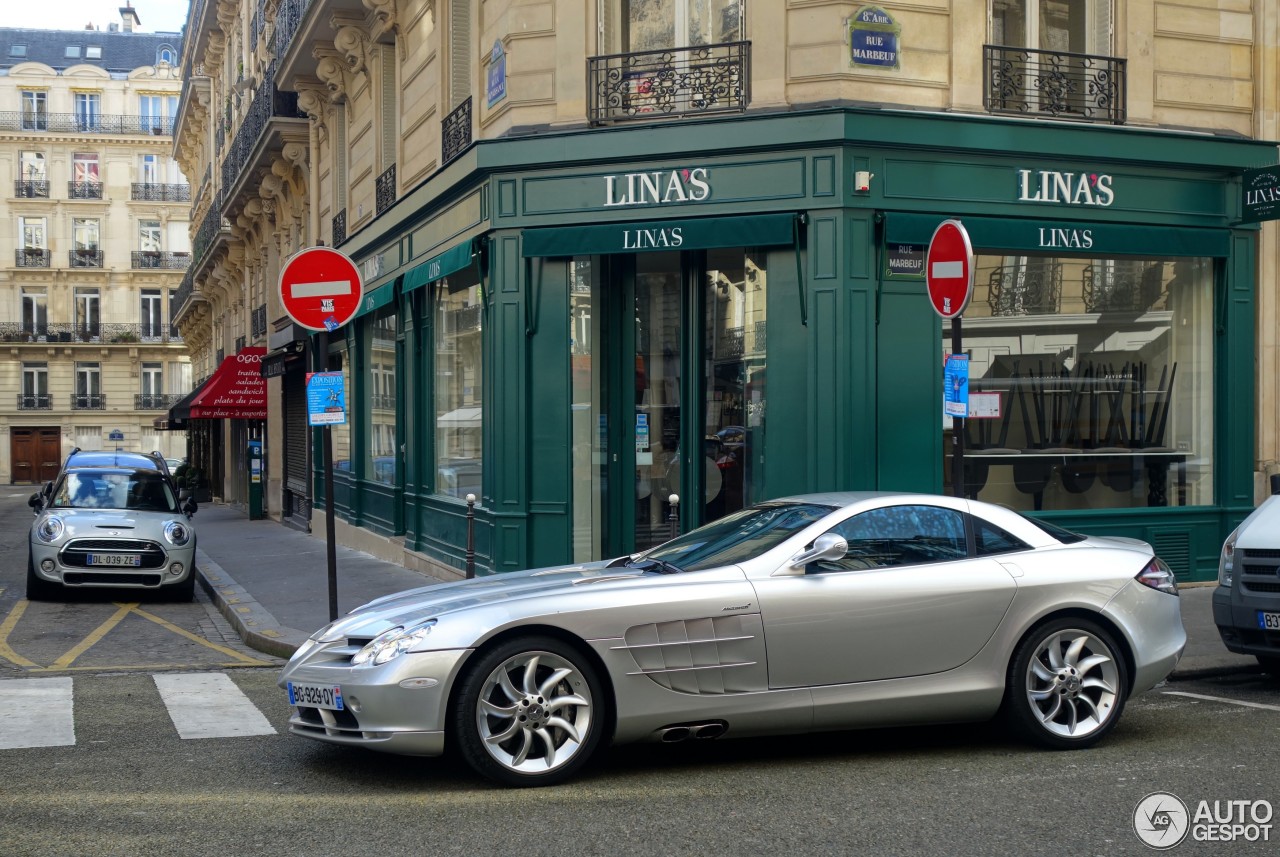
<box><xmin>604</xmin><ymin>168</ymin><xmax>710</xmax><ymax>207</ymax></box>
<box><xmin>1241</xmin><ymin>165</ymin><xmax>1280</xmax><ymax>224</ymax></box>
<box><xmin>1017</xmin><ymin>169</ymin><xmax>1115</xmax><ymax>207</ymax></box>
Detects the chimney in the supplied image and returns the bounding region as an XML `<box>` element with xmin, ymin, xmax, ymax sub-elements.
<box><xmin>119</xmin><ymin>2</ymin><xmax>140</xmax><ymax>33</ymax></box>
<box><xmin>108</xmin><ymin>23</ymin><xmax>119</xmax><ymax>32</ymax></box>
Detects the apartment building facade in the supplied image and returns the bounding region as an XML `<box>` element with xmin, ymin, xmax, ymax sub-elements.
<box><xmin>1</xmin><ymin>10</ymin><xmax>192</xmax><ymax>484</ymax></box>
<box><xmin>174</xmin><ymin>0</ymin><xmax>1280</xmax><ymax>580</ymax></box>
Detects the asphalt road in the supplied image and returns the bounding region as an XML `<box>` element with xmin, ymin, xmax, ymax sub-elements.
<box><xmin>3</xmin><ymin>486</ymin><xmax>1278</xmax><ymax>856</ymax></box>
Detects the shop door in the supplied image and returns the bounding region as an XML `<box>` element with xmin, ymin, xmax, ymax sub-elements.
<box><xmin>11</xmin><ymin>427</ymin><xmax>61</xmax><ymax>484</ymax></box>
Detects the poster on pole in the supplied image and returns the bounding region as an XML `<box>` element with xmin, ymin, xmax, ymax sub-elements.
<box><xmin>306</xmin><ymin>371</ymin><xmax>347</xmax><ymax>426</ymax></box>
<box><xmin>943</xmin><ymin>355</ymin><xmax>969</xmax><ymax>418</ymax></box>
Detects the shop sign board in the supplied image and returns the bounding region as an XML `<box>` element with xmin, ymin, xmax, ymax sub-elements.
<box><xmin>848</xmin><ymin>7</ymin><xmax>901</xmax><ymax>70</ymax></box>
<box><xmin>1241</xmin><ymin>165</ymin><xmax>1280</xmax><ymax>224</ymax></box>
<box><xmin>887</xmin><ymin>243</ymin><xmax>924</xmax><ymax>276</ymax></box>
<box><xmin>279</xmin><ymin>247</ymin><xmax>364</xmax><ymax>332</ymax></box>
<box><xmin>925</xmin><ymin>219</ymin><xmax>974</xmax><ymax>319</ymax></box>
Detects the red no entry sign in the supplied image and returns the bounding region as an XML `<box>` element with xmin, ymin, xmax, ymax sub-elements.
<box><xmin>925</xmin><ymin>219</ymin><xmax>974</xmax><ymax>319</ymax></box>
<box><xmin>279</xmin><ymin>247</ymin><xmax>364</xmax><ymax>332</ymax></box>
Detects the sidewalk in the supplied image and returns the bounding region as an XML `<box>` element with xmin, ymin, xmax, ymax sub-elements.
<box><xmin>192</xmin><ymin>503</ymin><xmax>1259</xmax><ymax>679</ymax></box>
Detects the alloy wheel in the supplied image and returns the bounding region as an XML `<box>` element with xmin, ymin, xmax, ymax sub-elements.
<box><xmin>1024</xmin><ymin>628</ymin><xmax>1120</xmax><ymax>739</ymax></box>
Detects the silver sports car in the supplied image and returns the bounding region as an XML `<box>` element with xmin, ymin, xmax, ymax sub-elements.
<box><xmin>279</xmin><ymin>492</ymin><xmax>1185</xmax><ymax>786</ymax></box>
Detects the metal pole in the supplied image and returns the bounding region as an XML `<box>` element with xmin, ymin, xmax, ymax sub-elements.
<box><xmin>951</xmin><ymin>316</ymin><xmax>965</xmax><ymax>499</ymax></box>
<box><xmin>319</xmin><ymin>328</ymin><xmax>338</xmax><ymax>621</ymax></box>
<box><xmin>667</xmin><ymin>493</ymin><xmax>680</xmax><ymax>540</ymax></box>
<box><xmin>465</xmin><ymin>493</ymin><xmax>476</xmax><ymax>579</ymax></box>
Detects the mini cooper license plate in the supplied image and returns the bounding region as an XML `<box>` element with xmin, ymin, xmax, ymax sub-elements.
<box><xmin>86</xmin><ymin>553</ymin><xmax>142</xmax><ymax>567</ymax></box>
<box><xmin>288</xmin><ymin>682</ymin><xmax>344</xmax><ymax>711</ymax></box>
<box><xmin>1259</xmin><ymin>611</ymin><xmax>1280</xmax><ymax>631</ymax></box>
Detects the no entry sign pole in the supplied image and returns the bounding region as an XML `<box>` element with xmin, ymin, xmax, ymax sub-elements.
<box><xmin>280</xmin><ymin>242</ymin><xmax>363</xmax><ymax>621</ymax></box>
<box><xmin>925</xmin><ymin>220</ymin><xmax>975</xmax><ymax>499</ymax></box>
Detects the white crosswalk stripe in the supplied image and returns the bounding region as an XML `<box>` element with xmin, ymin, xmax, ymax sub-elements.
<box><xmin>0</xmin><ymin>672</ymin><xmax>277</xmax><ymax>749</ymax></box>
<box><xmin>0</xmin><ymin>677</ymin><xmax>74</xmax><ymax>749</ymax></box>
<box><xmin>153</xmin><ymin>672</ymin><xmax>277</xmax><ymax>739</ymax></box>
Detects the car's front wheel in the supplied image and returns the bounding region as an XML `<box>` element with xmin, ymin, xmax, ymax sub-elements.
<box><xmin>1257</xmin><ymin>656</ymin><xmax>1280</xmax><ymax>679</ymax></box>
<box><xmin>453</xmin><ymin>635</ymin><xmax>606</xmax><ymax>787</ymax></box>
<box><xmin>1006</xmin><ymin>617</ymin><xmax>1128</xmax><ymax>749</ymax></box>
<box><xmin>25</xmin><ymin>550</ymin><xmax>58</xmax><ymax>601</ymax></box>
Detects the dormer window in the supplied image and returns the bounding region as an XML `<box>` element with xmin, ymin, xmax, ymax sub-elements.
<box><xmin>158</xmin><ymin>45</ymin><xmax>175</xmax><ymax>65</ymax></box>
<box><xmin>86</xmin><ymin>46</ymin><xmax>102</xmax><ymax>59</ymax></box>
<box><xmin>10</xmin><ymin>44</ymin><xmax>27</xmax><ymax>57</ymax></box>
<box><xmin>65</xmin><ymin>46</ymin><xmax>81</xmax><ymax>58</ymax></box>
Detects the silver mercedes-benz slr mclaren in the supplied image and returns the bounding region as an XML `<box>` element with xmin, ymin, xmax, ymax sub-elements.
<box><xmin>279</xmin><ymin>492</ymin><xmax>1186</xmax><ymax>787</ymax></box>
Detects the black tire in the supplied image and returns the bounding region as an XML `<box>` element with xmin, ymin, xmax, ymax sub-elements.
<box><xmin>170</xmin><ymin>569</ymin><xmax>196</xmax><ymax>602</ymax></box>
<box><xmin>452</xmin><ymin>635</ymin><xmax>606</xmax><ymax>787</ymax></box>
<box><xmin>25</xmin><ymin>550</ymin><xmax>59</xmax><ymax>601</ymax></box>
<box><xmin>1005</xmin><ymin>617</ymin><xmax>1129</xmax><ymax>750</ymax></box>
<box><xmin>1256</xmin><ymin>656</ymin><xmax>1280</xmax><ymax>678</ymax></box>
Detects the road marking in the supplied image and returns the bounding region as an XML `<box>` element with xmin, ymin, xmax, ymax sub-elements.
<box><xmin>0</xmin><ymin>600</ymin><xmax>39</xmax><ymax>668</ymax></box>
<box><xmin>126</xmin><ymin>604</ymin><xmax>272</xmax><ymax>666</ymax></box>
<box><xmin>1162</xmin><ymin>690</ymin><xmax>1280</xmax><ymax>712</ymax></box>
<box><xmin>48</xmin><ymin>602</ymin><xmax>134</xmax><ymax>669</ymax></box>
<box><xmin>153</xmin><ymin>673</ymin><xmax>277</xmax><ymax>739</ymax></box>
<box><xmin>0</xmin><ymin>677</ymin><xmax>73</xmax><ymax>749</ymax></box>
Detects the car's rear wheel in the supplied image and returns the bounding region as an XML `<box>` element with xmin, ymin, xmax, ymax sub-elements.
<box><xmin>25</xmin><ymin>550</ymin><xmax>58</xmax><ymax>601</ymax></box>
<box><xmin>1006</xmin><ymin>617</ymin><xmax>1128</xmax><ymax>749</ymax></box>
<box><xmin>453</xmin><ymin>635</ymin><xmax>605</xmax><ymax>787</ymax></box>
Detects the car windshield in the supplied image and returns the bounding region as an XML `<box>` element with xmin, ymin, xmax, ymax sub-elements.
<box><xmin>642</xmin><ymin>501</ymin><xmax>836</xmax><ymax>572</ymax></box>
<box><xmin>1019</xmin><ymin>514</ymin><xmax>1087</xmax><ymax>544</ymax></box>
<box><xmin>52</xmin><ymin>470</ymin><xmax>177</xmax><ymax>513</ymax></box>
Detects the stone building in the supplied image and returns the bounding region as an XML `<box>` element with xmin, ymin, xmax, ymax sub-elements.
<box><xmin>173</xmin><ymin>0</ymin><xmax>1280</xmax><ymax>581</ymax></box>
<box><xmin>1</xmin><ymin>6</ymin><xmax>191</xmax><ymax>484</ymax></box>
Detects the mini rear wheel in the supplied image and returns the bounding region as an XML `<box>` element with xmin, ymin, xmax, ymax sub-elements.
<box><xmin>1006</xmin><ymin>617</ymin><xmax>1128</xmax><ymax>749</ymax></box>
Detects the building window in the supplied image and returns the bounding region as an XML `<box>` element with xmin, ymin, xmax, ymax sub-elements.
<box><xmin>75</xmin><ymin>362</ymin><xmax>102</xmax><ymax>409</ymax></box>
<box><xmin>139</xmin><ymin>220</ymin><xmax>162</xmax><ymax>252</ymax></box>
<box><xmin>157</xmin><ymin>45</ymin><xmax>175</xmax><ymax>65</ymax></box>
<box><xmin>141</xmin><ymin>363</ymin><xmax>163</xmax><ymax>397</ymax></box>
<box><xmin>21</xmin><ymin>91</ymin><xmax>47</xmax><ymax>130</ymax></box>
<box><xmin>65</xmin><ymin>46</ymin><xmax>81</xmax><ymax>59</ymax></box>
<box><xmin>991</xmin><ymin>0</ymin><xmax>1112</xmax><ymax>54</ymax></box>
<box><xmin>86</xmin><ymin>46</ymin><xmax>102</xmax><ymax>59</ymax></box>
<box><xmin>18</xmin><ymin>151</ymin><xmax>47</xmax><ymax>197</ymax></box>
<box><xmin>435</xmin><ymin>275</ymin><xmax>484</xmax><ymax>498</ymax></box>
<box><xmin>364</xmin><ymin>307</ymin><xmax>398</xmax><ymax>485</ymax></box>
<box><xmin>19</xmin><ymin>217</ymin><xmax>47</xmax><ymax>250</ymax></box>
<box><xmin>140</xmin><ymin>289</ymin><xmax>163</xmax><ymax>339</ymax></box>
<box><xmin>22</xmin><ymin>288</ymin><xmax>48</xmax><ymax>336</ymax></box>
<box><xmin>139</xmin><ymin>94</ymin><xmax>177</xmax><ymax>133</ymax></box>
<box><xmin>75</xmin><ymin>288</ymin><xmax>100</xmax><ymax>339</ymax></box>
<box><xmin>947</xmin><ymin>253</ymin><xmax>1213</xmax><ymax>511</ymax></box>
<box><xmin>10</xmin><ymin>44</ymin><xmax>27</xmax><ymax>57</ymax></box>
<box><xmin>612</xmin><ymin>0</ymin><xmax>744</xmax><ymax>52</ymax></box>
<box><xmin>73</xmin><ymin>219</ymin><xmax>100</xmax><ymax>252</ymax></box>
<box><xmin>74</xmin><ymin>93</ymin><xmax>101</xmax><ymax>131</ymax></box>
<box><xmin>22</xmin><ymin>363</ymin><xmax>49</xmax><ymax>409</ymax></box>
<box><xmin>139</xmin><ymin>153</ymin><xmax>160</xmax><ymax>184</ymax></box>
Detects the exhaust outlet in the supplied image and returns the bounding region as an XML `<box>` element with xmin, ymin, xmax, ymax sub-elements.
<box><xmin>660</xmin><ymin>726</ymin><xmax>693</xmax><ymax>743</ymax></box>
<box><xmin>693</xmin><ymin>723</ymin><xmax>727</xmax><ymax>740</ymax></box>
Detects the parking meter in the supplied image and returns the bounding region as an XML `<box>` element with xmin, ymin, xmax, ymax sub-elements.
<box><xmin>248</xmin><ymin>439</ymin><xmax>263</xmax><ymax>519</ymax></box>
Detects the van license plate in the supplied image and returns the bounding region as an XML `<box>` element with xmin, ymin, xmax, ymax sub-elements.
<box><xmin>1259</xmin><ymin>611</ymin><xmax>1280</xmax><ymax>630</ymax></box>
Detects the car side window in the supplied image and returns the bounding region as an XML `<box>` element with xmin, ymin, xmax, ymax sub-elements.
<box><xmin>811</xmin><ymin>504</ymin><xmax>968</xmax><ymax>572</ymax></box>
<box><xmin>973</xmin><ymin>517</ymin><xmax>1031</xmax><ymax>556</ymax></box>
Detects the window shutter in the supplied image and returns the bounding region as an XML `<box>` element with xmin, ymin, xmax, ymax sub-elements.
<box><xmin>335</xmin><ymin>104</ymin><xmax>347</xmax><ymax>210</ymax></box>
<box><xmin>1090</xmin><ymin>0</ymin><xmax>1113</xmax><ymax>54</ymax></box>
<box><xmin>450</xmin><ymin>0</ymin><xmax>472</xmax><ymax>108</ymax></box>
<box><xmin>381</xmin><ymin>45</ymin><xmax>397</xmax><ymax>171</ymax></box>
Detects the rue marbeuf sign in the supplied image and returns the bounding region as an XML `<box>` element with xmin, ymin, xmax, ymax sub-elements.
<box><xmin>1241</xmin><ymin>165</ymin><xmax>1280</xmax><ymax>224</ymax></box>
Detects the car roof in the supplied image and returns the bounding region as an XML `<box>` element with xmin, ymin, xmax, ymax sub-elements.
<box><xmin>64</xmin><ymin>451</ymin><xmax>166</xmax><ymax>472</ymax></box>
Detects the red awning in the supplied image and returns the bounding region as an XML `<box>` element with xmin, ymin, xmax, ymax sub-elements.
<box><xmin>188</xmin><ymin>346</ymin><xmax>268</xmax><ymax>420</ymax></box>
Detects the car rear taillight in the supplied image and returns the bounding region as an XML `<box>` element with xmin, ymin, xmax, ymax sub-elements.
<box><xmin>1136</xmin><ymin>557</ymin><xmax>1179</xmax><ymax>595</ymax></box>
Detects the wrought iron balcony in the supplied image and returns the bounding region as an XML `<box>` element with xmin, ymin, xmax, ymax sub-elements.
<box><xmin>69</xmin><ymin>181</ymin><xmax>104</xmax><ymax>200</ymax></box>
<box><xmin>220</xmin><ymin>62</ymin><xmax>307</xmax><ymax>195</ymax></box>
<box><xmin>0</xmin><ymin>323</ymin><xmax>49</xmax><ymax>342</ymax></box>
<box><xmin>251</xmin><ymin>304</ymin><xmax>268</xmax><ymax>338</ymax></box>
<box><xmin>442</xmin><ymin>98</ymin><xmax>472</xmax><ymax>166</ymax></box>
<box><xmin>131</xmin><ymin>183</ymin><xmax>191</xmax><ymax>202</ymax></box>
<box><xmin>14</xmin><ymin>180</ymin><xmax>49</xmax><ymax>198</ymax></box>
<box><xmin>988</xmin><ymin>263</ymin><xmax>1063</xmax><ymax>316</ymax></box>
<box><xmin>0</xmin><ymin>322</ymin><xmax>183</xmax><ymax>344</ymax></box>
<box><xmin>192</xmin><ymin>198</ymin><xmax>228</xmax><ymax>268</ymax></box>
<box><xmin>171</xmin><ymin>270</ymin><xmax>194</xmax><ymax>325</ymax></box>
<box><xmin>376</xmin><ymin>164</ymin><xmax>397</xmax><ymax>215</ymax></box>
<box><xmin>70</xmin><ymin>249</ymin><xmax>104</xmax><ymax>268</ymax></box>
<box><xmin>131</xmin><ymin>251</ymin><xmax>191</xmax><ymax>270</ymax></box>
<box><xmin>1</xmin><ymin>112</ymin><xmax>174</xmax><ymax>135</ymax></box>
<box><xmin>332</xmin><ymin>208</ymin><xmax>346</xmax><ymax>246</ymax></box>
<box><xmin>588</xmin><ymin>41</ymin><xmax>751</xmax><ymax>125</ymax></box>
<box><xmin>274</xmin><ymin>0</ymin><xmax>314</xmax><ymax>60</ymax></box>
<box><xmin>15</xmin><ymin>248</ymin><xmax>50</xmax><ymax>267</ymax></box>
<box><xmin>235</xmin><ymin>335</ymin><xmax>246</xmax><ymax>353</ymax></box>
<box><xmin>71</xmin><ymin>394</ymin><xmax>107</xmax><ymax>410</ymax></box>
<box><xmin>136</xmin><ymin>393</ymin><xmax>183</xmax><ymax>410</ymax></box>
<box><xmin>17</xmin><ymin>394</ymin><xmax>51</xmax><ymax>410</ymax></box>
<box><xmin>983</xmin><ymin>44</ymin><xmax>1126</xmax><ymax>124</ymax></box>
<box><xmin>1082</xmin><ymin>261</ymin><xmax>1167</xmax><ymax>313</ymax></box>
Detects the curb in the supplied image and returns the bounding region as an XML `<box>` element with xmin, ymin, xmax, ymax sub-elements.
<box><xmin>196</xmin><ymin>548</ymin><xmax>307</xmax><ymax>659</ymax></box>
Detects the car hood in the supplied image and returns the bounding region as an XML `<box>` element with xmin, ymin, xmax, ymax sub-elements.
<box><xmin>320</xmin><ymin>558</ymin><xmax>637</xmax><ymax>639</ymax></box>
<box><xmin>1235</xmin><ymin>494</ymin><xmax>1280</xmax><ymax>549</ymax></box>
<box><xmin>35</xmin><ymin>507</ymin><xmax>185</xmax><ymax>535</ymax></box>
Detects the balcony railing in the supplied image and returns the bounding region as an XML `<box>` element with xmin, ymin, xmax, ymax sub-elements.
<box><xmin>131</xmin><ymin>183</ymin><xmax>191</xmax><ymax>202</ymax></box>
<box><xmin>983</xmin><ymin>44</ymin><xmax>1126</xmax><ymax>124</ymax></box>
<box><xmin>274</xmin><ymin>0</ymin><xmax>314</xmax><ymax>59</ymax></box>
<box><xmin>15</xmin><ymin>249</ymin><xmax>50</xmax><ymax>267</ymax></box>
<box><xmin>332</xmin><ymin>208</ymin><xmax>346</xmax><ymax>246</ymax></box>
<box><xmin>221</xmin><ymin>62</ymin><xmax>307</xmax><ymax>195</ymax></box>
<box><xmin>442</xmin><ymin>98</ymin><xmax>472</xmax><ymax>166</ymax></box>
<box><xmin>14</xmin><ymin>180</ymin><xmax>49</xmax><ymax>198</ymax></box>
<box><xmin>136</xmin><ymin>393</ymin><xmax>183</xmax><ymax>409</ymax></box>
<box><xmin>17</xmin><ymin>394</ymin><xmax>51</xmax><ymax>410</ymax></box>
<box><xmin>1</xmin><ymin>112</ymin><xmax>175</xmax><ymax>135</ymax></box>
<box><xmin>1082</xmin><ymin>261</ymin><xmax>1167</xmax><ymax>314</ymax></box>
<box><xmin>0</xmin><ymin>322</ymin><xmax>184</xmax><ymax>344</ymax></box>
<box><xmin>69</xmin><ymin>181</ymin><xmax>104</xmax><ymax>200</ymax></box>
<box><xmin>171</xmin><ymin>270</ymin><xmax>194</xmax><ymax>325</ymax></box>
<box><xmin>988</xmin><ymin>263</ymin><xmax>1063</xmax><ymax>317</ymax></box>
<box><xmin>588</xmin><ymin>41</ymin><xmax>751</xmax><ymax>125</ymax></box>
<box><xmin>235</xmin><ymin>335</ymin><xmax>246</xmax><ymax>353</ymax></box>
<box><xmin>251</xmin><ymin>304</ymin><xmax>267</xmax><ymax>338</ymax></box>
<box><xmin>70</xmin><ymin>249</ymin><xmax>104</xmax><ymax>268</ymax></box>
<box><xmin>192</xmin><ymin>197</ymin><xmax>228</xmax><ymax>268</ymax></box>
<box><xmin>376</xmin><ymin>164</ymin><xmax>397</xmax><ymax>215</ymax></box>
<box><xmin>132</xmin><ymin>251</ymin><xmax>191</xmax><ymax>270</ymax></box>
<box><xmin>71</xmin><ymin>394</ymin><xmax>107</xmax><ymax>410</ymax></box>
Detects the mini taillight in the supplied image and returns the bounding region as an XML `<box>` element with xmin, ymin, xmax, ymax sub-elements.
<box><xmin>1137</xmin><ymin>557</ymin><xmax>1179</xmax><ymax>595</ymax></box>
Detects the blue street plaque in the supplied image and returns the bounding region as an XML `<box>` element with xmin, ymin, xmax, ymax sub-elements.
<box><xmin>487</xmin><ymin>40</ymin><xmax>507</xmax><ymax>107</ymax></box>
<box><xmin>849</xmin><ymin>6</ymin><xmax>902</xmax><ymax>70</ymax></box>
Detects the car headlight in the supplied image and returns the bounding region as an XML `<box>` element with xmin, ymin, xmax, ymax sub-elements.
<box><xmin>163</xmin><ymin>520</ymin><xmax>192</xmax><ymax>546</ymax></box>
<box><xmin>1219</xmin><ymin>527</ymin><xmax>1239</xmax><ymax>587</ymax></box>
<box><xmin>351</xmin><ymin>619</ymin><xmax>438</xmax><ymax>667</ymax></box>
<box><xmin>36</xmin><ymin>516</ymin><xmax>64</xmax><ymax>543</ymax></box>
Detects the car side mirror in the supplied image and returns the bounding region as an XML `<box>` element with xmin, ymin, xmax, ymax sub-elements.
<box><xmin>178</xmin><ymin>488</ymin><xmax>191</xmax><ymax>500</ymax></box>
<box><xmin>183</xmin><ymin>498</ymin><xmax>198</xmax><ymax>516</ymax></box>
<box><xmin>789</xmin><ymin>533</ymin><xmax>849</xmax><ymax>569</ymax></box>
<box><xmin>28</xmin><ymin>492</ymin><xmax>44</xmax><ymax>511</ymax></box>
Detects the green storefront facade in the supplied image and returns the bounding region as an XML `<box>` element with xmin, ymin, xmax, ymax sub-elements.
<box><xmin>319</xmin><ymin>106</ymin><xmax>1276</xmax><ymax>582</ymax></box>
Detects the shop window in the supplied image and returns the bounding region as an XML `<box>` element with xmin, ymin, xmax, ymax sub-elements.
<box><xmin>330</xmin><ymin>348</ymin><xmax>353</xmax><ymax>479</ymax></box>
<box><xmin>364</xmin><ymin>305</ymin><xmax>398</xmax><ymax>485</ymax></box>
<box><xmin>950</xmin><ymin>253</ymin><xmax>1213</xmax><ymax>511</ymax></box>
<box><xmin>435</xmin><ymin>271</ymin><xmax>484</xmax><ymax>499</ymax></box>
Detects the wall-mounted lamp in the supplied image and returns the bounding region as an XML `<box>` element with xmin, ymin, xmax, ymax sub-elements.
<box><xmin>855</xmin><ymin>170</ymin><xmax>873</xmax><ymax>193</ymax></box>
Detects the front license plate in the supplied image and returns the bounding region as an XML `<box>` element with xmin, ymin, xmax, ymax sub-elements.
<box><xmin>1259</xmin><ymin>611</ymin><xmax>1280</xmax><ymax>631</ymax></box>
<box><xmin>288</xmin><ymin>682</ymin><xmax>344</xmax><ymax>711</ymax></box>
<box><xmin>87</xmin><ymin>553</ymin><xmax>141</xmax><ymax>567</ymax></box>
